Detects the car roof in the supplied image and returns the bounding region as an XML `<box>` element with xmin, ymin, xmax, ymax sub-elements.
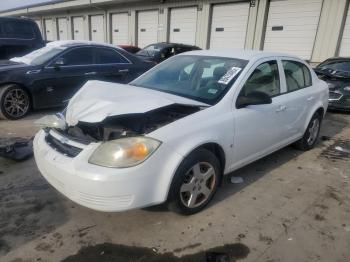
<box><xmin>146</xmin><ymin>42</ymin><xmax>199</xmax><ymax>48</ymax></box>
<box><xmin>0</xmin><ymin>16</ymin><xmax>36</xmax><ymax>23</ymax></box>
<box><xmin>180</xmin><ymin>49</ymin><xmax>300</xmax><ymax>61</ymax></box>
<box><xmin>321</xmin><ymin>57</ymin><xmax>350</xmax><ymax>62</ymax></box>
<box><xmin>47</xmin><ymin>40</ymin><xmax>122</xmax><ymax>49</ymax></box>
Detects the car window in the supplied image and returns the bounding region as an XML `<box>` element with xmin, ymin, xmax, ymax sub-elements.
<box><xmin>57</xmin><ymin>47</ymin><xmax>94</xmax><ymax>66</ymax></box>
<box><xmin>2</xmin><ymin>21</ymin><xmax>35</xmax><ymax>39</ymax></box>
<box><xmin>317</xmin><ymin>60</ymin><xmax>350</xmax><ymax>72</ymax></box>
<box><xmin>95</xmin><ymin>48</ymin><xmax>129</xmax><ymax>64</ymax></box>
<box><xmin>240</xmin><ymin>61</ymin><xmax>280</xmax><ymax>97</ymax></box>
<box><xmin>130</xmin><ymin>55</ymin><xmax>248</xmax><ymax>105</ymax></box>
<box><xmin>282</xmin><ymin>60</ymin><xmax>312</xmax><ymax>92</ymax></box>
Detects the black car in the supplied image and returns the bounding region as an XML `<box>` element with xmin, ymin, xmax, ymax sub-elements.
<box><xmin>136</xmin><ymin>42</ymin><xmax>201</xmax><ymax>64</ymax></box>
<box><xmin>0</xmin><ymin>41</ymin><xmax>154</xmax><ymax>120</ymax></box>
<box><xmin>118</xmin><ymin>45</ymin><xmax>141</xmax><ymax>54</ymax></box>
<box><xmin>314</xmin><ymin>57</ymin><xmax>350</xmax><ymax>111</ymax></box>
<box><xmin>0</xmin><ymin>17</ymin><xmax>45</xmax><ymax>60</ymax></box>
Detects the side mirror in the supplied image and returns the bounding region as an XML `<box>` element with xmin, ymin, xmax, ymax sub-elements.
<box><xmin>53</xmin><ymin>58</ymin><xmax>65</xmax><ymax>69</ymax></box>
<box><xmin>236</xmin><ymin>91</ymin><xmax>272</xmax><ymax>109</ymax></box>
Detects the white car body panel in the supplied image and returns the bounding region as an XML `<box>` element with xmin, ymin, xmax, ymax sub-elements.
<box><xmin>65</xmin><ymin>81</ymin><xmax>208</xmax><ymax>126</ymax></box>
<box><xmin>34</xmin><ymin>49</ymin><xmax>329</xmax><ymax>212</ymax></box>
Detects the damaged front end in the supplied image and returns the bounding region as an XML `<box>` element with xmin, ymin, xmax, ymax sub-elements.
<box><xmin>36</xmin><ymin>104</ymin><xmax>202</xmax><ymax>167</ymax></box>
<box><xmin>36</xmin><ymin>104</ymin><xmax>202</xmax><ymax>160</ymax></box>
<box><xmin>58</xmin><ymin>104</ymin><xmax>201</xmax><ymax>143</ymax></box>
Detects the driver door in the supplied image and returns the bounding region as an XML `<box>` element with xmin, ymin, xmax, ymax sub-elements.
<box><xmin>231</xmin><ymin>59</ymin><xmax>288</xmax><ymax>169</ymax></box>
<box><xmin>33</xmin><ymin>47</ymin><xmax>95</xmax><ymax>107</ymax></box>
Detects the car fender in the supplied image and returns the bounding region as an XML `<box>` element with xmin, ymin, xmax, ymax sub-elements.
<box><xmin>156</xmin><ymin>136</ymin><xmax>228</xmax><ymax>203</ymax></box>
<box><xmin>302</xmin><ymin>99</ymin><xmax>327</xmax><ymax>132</ymax></box>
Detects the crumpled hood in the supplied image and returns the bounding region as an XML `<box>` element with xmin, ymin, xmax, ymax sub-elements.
<box><xmin>65</xmin><ymin>80</ymin><xmax>208</xmax><ymax>126</ymax></box>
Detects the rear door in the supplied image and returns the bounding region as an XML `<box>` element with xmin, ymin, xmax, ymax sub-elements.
<box><xmin>94</xmin><ymin>47</ymin><xmax>133</xmax><ymax>83</ymax></box>
<box><xmin>34</xmin><ymin>47</ymin><xmax>95</xmax><ymax>107</ymax></box>
<box><xmin>277</xmin><ymin>58</ymin><xmax>316</xmax><ymax>139</ymax></box>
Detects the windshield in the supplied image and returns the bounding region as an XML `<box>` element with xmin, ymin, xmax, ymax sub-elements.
<box><xmin>136</xmin><ymin>44</ymin><xmax>165</xmax><ymax>57</ymax></box>
<box><xmin>130</xmin><ymin>55</ymin><xmax>248</xmax><ymax>105</ymax></box>
<box><xmin>10</xmin><ymin>45</ymin><xmax>66</xmax><ymax>65</ymax></box>
<box><xmin>317</xmin><ymin>60</ymin><xmax>350</xmax><ymax>73</ymax></box>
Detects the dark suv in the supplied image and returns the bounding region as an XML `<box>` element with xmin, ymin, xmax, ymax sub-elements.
<box><xmin>0</xmin><ymin>17</ymin><xmax>45</xmax><ymax>60</ymax></box>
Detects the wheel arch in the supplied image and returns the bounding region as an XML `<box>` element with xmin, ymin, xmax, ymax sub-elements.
<box><xmin>303</xmin><ymin>104</ymin><xmax>326</xmax><ymax>131</ymax></box>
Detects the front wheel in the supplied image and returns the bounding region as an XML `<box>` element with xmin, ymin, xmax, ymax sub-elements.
<box><xmin>294</xmin><ymin>112</ymin><xmax>322</xmax><ymax>151</ymax></box>
<box><xmin>167</xmin><ymin>148</ymin><xmax>221</xmax><ymax>215</ymax></box>
<box><xmin>0</xmin><ymin>84</ymin><xmax>31</xmax><ymax>120</ymax></box>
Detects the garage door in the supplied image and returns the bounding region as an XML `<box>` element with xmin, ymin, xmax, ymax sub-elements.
<box><xmin>264</xmin><ymin>0</ymin><xmax>322</xmax><ymax>60</ymax></box>
<box><xmin>209</xmin><ymin>2</ymin><xmax>250</xmax><ymax>49</ymax></box>
<box><xmin>72</xmin><ymin>16</ymin><xmax>85</xmax><ymax>40</ymax></box>
<box><xmin>339</xmin><ymin>6</ymin><xmax>350</xmax><ymax>56</ymax></box>
<box><xmin>34</xmin><ymin>19</ymin><xmax>42</xmax><ymax>34</ymax></box>
<box><xmin>169</xmin><ymin>7</ymin><xmax>197</xmax><ymax>45</ymax></box>
<box><xmin>137</xmin><ymin>10</ymin><xmax>159</xmax><ymax>48</ymax></box>
<box><xmin>44</xmin><ymin>18</ymin><xmax>54</xmax><ymax>41</ymax></box>
<box><xmin>90</xmin><ymin>15</ymin><xmax>105</xmax><ymax>43</ymax></box>
<box><xmin>57</xmin><ymin>17</ymin><xmax>69</xmax><ymax>40</ymax></box>
<box><xmin>111</xmin><ymin>13</ymin><xmax>129</xmax><ymax>45</ymax></box>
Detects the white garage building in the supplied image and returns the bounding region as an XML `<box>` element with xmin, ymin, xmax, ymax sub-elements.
<box><xmin>0</xmin><ymin>0</ymin><xmax>349</xmax><ymax>63</ymax></box>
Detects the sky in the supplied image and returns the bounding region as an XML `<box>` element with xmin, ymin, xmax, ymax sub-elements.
<box><xmin>0</xmin><ymin>0</ymin><xmax>55</xmax><ymax>11</ymax></box>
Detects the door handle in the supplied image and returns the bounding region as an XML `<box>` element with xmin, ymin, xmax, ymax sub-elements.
<box><xmin>276</xmin><ymin>105</ymin><xmax>287</xmax><ymax>112</ymax></box>
<box><xmin>307</xmin><ymin>96</ymin><xmax>314</xmax><ymax>101</ymax></box>
<box><xmin>118</xmin><ymin>69</ymin><xmax>129</xmax><ymax>73</ymax></box>
<box><xmin>84</xmin><ymin>72</ymin><xmax>97</xmax><ymax>75</ymax></box>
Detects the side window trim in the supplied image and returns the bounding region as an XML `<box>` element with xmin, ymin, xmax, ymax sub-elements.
<box><xmin>277</xmin><ymin>58</ymin><xmax>287</xmax><ymax>94</ymax></box>
<box><xmin>236</xmin><ymin>58</ymin><xmax>282</xmax><ymax>100</ymax></box>
<box><xmin>280</xmin><ymin>57</ymin><xmax>313</xmax><ymax>94</ymax></box>
<box><xmin>95</xmin><ymin>47</ymin><xmax>132</xmax><ymax>65</ymax></box>
<box><xmin>46</xmin><ymin>46</ymin><xmax>94</xmax><ymax>68</ymax></box>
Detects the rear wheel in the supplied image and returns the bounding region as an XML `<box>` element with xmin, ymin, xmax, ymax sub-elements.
<box><xmin>167</xmin><ymin>148</ymin><xmax>221</xmax><ymax>215</ymax></box>
<box><xmin>294</xmin><ymin>112</ymin><xmax>322</xmax><ymax>151</ymax></box>
<box><xmin>0</xmin><ymin>84</ymin><xmax>30</xmax><ymax>120</ymax></box>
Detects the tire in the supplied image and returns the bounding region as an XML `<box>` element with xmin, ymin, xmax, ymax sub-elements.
<box><xmin>0</xmin><ymin>84</ymin><xmax>31</xmax><ymax>120</ymax></box>
<box><xmin>167</xmin><ymin>148</ymin><xmax>221</xmax><ymax>215</ymax></box>
<box><xmin>294</xmin><ymin>112</ymin><xmax>322</xmax><ymax>151</ymax></box>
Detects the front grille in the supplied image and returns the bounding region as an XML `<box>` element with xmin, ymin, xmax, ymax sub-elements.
<box><xmin>45</xmin><ymin>133</ymin><xmax>82</xmax><ymax>157</ymax></box>
<box><xmin>329</xmin><ymin>91</ymin><xmax>342</xmax><ymax>101</ymax></box>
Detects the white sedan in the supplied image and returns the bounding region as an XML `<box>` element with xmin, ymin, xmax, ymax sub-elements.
<box><xmin>33</xmin><ymin>50</ymin><xmax>328</xmax><ymax>215</ymax></box>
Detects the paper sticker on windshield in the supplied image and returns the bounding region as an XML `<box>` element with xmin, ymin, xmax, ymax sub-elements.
<box><xmin>218</xmin><ymin>67</ymin><xmax>242</xmax><ymax>85</ymax></box>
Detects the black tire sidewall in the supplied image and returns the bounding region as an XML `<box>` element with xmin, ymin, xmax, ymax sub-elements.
<box><xmin>168</xmin><ymin>148</ymin><xmax>221</xmax><ymax>215</ymax></box>
<box><xmin>0</xmin><ymin>85</ymin><xmax>30</xmax><ymax>120</ymax></box>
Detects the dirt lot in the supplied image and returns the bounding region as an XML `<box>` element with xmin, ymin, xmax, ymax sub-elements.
<box><xmin>0</xmin><ymin>110</ymin><xmax>350</xmax><ymax>262</ymax></box>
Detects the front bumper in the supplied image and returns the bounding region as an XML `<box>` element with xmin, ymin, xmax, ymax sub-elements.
<box><xmin>328</xmin><ymin>93</ymin><xmax>350</xmax><ymax>111</ymax></box>
<box><xmin>33</xmin><ymin>129</ymin><xmax>183</xmax><ymax>212</ymax></box>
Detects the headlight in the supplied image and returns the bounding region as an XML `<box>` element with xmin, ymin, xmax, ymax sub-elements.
<box><xmin>88</xmin><ymin>137</ymin><xmax>161</xmax><ymax>168</ymax></box>
<box><xmin>344</xmin><ymin>86</ymin><xmax>350</xmax><ymax>91</ymax></box>
<box><xmin>34</xmin><ymin>114</ymin><xmax>66</xmax><ymax>130</ymax></box>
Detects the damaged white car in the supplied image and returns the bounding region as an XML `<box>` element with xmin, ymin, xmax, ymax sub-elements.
<box><xmin>33</xmin><ymin>50</ymin><xmax>328</xmax><ymax>214</ymax></box>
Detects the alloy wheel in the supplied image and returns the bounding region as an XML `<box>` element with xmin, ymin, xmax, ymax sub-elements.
<box><xmin>307</xmin><ymin>118</ymin><xmax>320</xmax><ymax>146</ymax></box>
<box><xmin>3</xmin><ymin>88</ymin><xmax>29</xmax><ymax>119</ymax></box>
<box><xmin>180</xmin><ymin>162</ymin><xmax>216</xmax><ymax>208</ymax></box>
